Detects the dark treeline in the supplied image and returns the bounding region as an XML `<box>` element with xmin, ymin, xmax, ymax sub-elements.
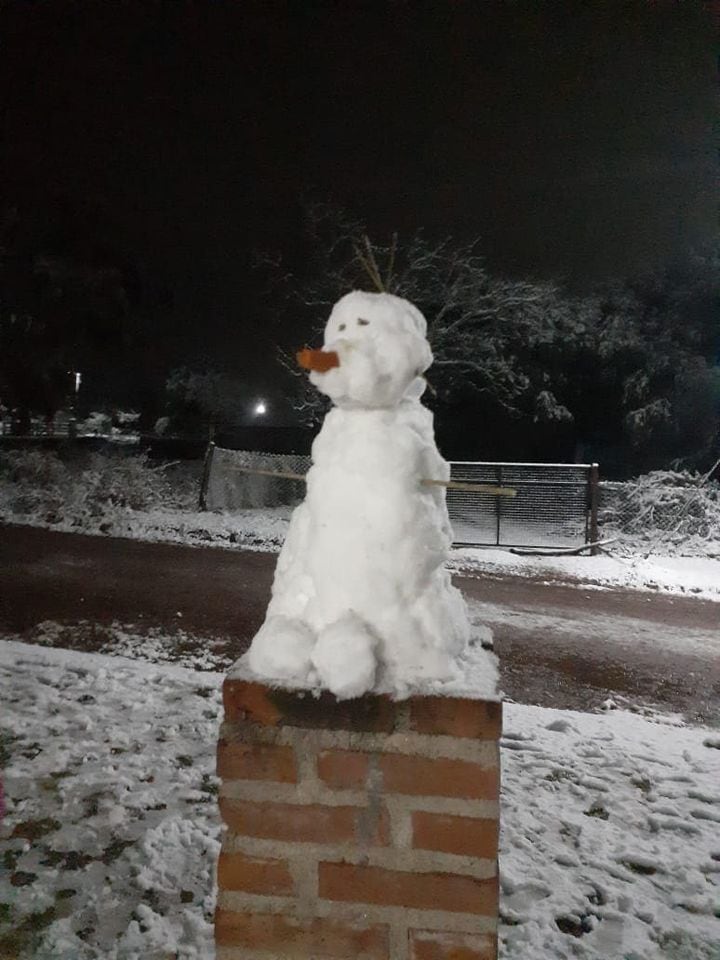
<box><xmin>1</xmin><ymin>201</ymin><xmax>718</xmax><ymax>479</ymax></box>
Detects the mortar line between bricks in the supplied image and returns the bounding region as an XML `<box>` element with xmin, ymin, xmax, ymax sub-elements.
<box><xmin>289</xmin><ymin>854</ymin><xmax>318</xmax><ymax>911</ymax></box>
<box><xmin>389</xmin><ymin>921</ymin><xmax>409</xmax><ymax>960</ymax></box>
<box><xmin>393</xmin><ymin>699</ymin><xmax>412</xmax><ymax>732</ymax></box>
<box><xmin>295</xmin><ymin>737</ymin><xmax>320</xmax><ymax>785</ymax></box>
<box><xmin>219</xmin><ymin>780</ymin><xmax>500</xmax><ymax>816</ymax></box>
<box><xmin>387</xmin><ymin>797</ymin><xmax>412</xmax><ymax>848</ymax></box>
<box><xmin>217</xmin><ymin>891</ymin><xmax>499</xmax><ymax>934</ymax></box>
<box><xmin>219</xmin><ymin>721</ymin><xmax>500</xmax><ymax>763</ymax></box>
<box><xmin>222</xmin><ymin>834</ymin><xmax>497</xmax><ymax>878</ymax></box>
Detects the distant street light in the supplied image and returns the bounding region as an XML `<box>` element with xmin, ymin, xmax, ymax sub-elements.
<box><xmin>254</xmin><ymin>400</ymin><xmax>267</xmax><ymax>416</ymax></box>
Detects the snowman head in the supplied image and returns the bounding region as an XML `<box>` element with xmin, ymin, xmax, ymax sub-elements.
<box><xmin>309</xmin><ymin>291</ymin><xmax>432</xmax><ymax>409</ymax></box>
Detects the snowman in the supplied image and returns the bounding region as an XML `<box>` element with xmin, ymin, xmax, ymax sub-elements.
<box><xmin>247</xmin><ymin>290</ymin><xmax>472</xmax><ymax>698</ymax></box>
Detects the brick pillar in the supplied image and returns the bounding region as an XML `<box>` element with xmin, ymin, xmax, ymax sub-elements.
<box><xmin>215</xmin><ymin>672</ymin><xmax>502</xmax><ymax>960</ymax></box>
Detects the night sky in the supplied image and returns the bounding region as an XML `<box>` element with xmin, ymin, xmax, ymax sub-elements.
<box><xmin>1</xmin><ymin>1</ymin><xmax>716</xmax><ymax>407</ymax></box>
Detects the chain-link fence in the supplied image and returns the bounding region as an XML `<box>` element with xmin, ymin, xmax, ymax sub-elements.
<box><xmin>447</xmin><ymin>461</ymin><xmax>595</xmax><ymax>548</ymax></box>
<box><xmin>598</xmin><ymin>471</ymin><xmax>720</xmax><ymax>557</ymax></box>
<box><xmin>201</xmin><ymin>446</ymin><xmax>598</xmax><ymax>549</ymax></box>
<box><xmin>203</xmin><ymin>447</ymin><xmax>311</xmax><ymax>511</ymax></box>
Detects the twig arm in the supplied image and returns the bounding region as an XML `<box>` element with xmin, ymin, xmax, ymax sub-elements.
<box><xmin>421</xmin><ymin>478</ymin><xmax>517</xmax><ymax>497</ymax></box>
<box><xmin>225</xmin><ymin>465</ymin><xmax>308</xmax><ymax>482</ymax></box>
<box><xmin>226</xmin><ymin>466</ymin><xmax>517</xmax><ymax>497</ymax></box>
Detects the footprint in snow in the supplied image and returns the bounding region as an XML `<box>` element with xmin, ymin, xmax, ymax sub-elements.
<box><xmin>690</xmin><ymin>807</ymin><xmax>720</xmax><ymax>823</ymax></box>
<box><xmin>501</xmin><ymin>739</ymin><xmax>544</xmax><ymax>753</ymax></box>
<box><xmin>544</xmin><ymin>718</ymin><xmax>575</xmax><ymax>733</ymax></box>
<box><xmin>687</xmin><ymin>789</ymin><xmax>719</xmax><ymax>805</ymax></box>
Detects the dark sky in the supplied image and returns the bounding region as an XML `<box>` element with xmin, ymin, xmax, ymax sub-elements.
<box><xmin>1</xmin><ymin>1</ymin><xmax>716</xmax><ymax>403</ymax></box>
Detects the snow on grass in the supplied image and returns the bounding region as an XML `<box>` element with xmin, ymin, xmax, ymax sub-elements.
<box><xmin>501</xmin><ymin>704</ymin><xmax>720</xmax><ymax>959</ymax></box>
<box><xmin>0</xmin><ymin>642</ymin><xmax>222</xmax><ymax>960</ymax></box>
<box><xmin>2</xmin><ymin>639</ymin><xmax>719</xmax><ymax>960</ymax></box>
<box><xmin>23</xmin><ymin>620</ymin><xmax>236</xmax><ymax>674</ymax></box>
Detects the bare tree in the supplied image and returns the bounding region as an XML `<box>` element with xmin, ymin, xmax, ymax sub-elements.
<box><xmin>266</xmin><ymin>202</ymin><xmax>574</xmax><ymax>421</ymax></box>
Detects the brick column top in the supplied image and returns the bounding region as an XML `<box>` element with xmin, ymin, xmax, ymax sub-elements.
<box><xmin>223</xmin><ymin>659</ymin><xmax>502</xmax><ymax>740</ymax></box>
<box><xmin>227</xmin><ymin>642</ymin><xmax>501</xmax><ymax>710</ymax></box>
<box><xmin>223</xmin><ymin>667</ymin><xmax>502</xmax><ymax>740</ymax></box>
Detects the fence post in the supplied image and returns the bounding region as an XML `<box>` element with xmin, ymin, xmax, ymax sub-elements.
<box><xmin>495</xmin><ymin>464</ymin><xmax>502</xmax><ymax>546</ymax></box>
<box><xmin>589</xmin><ymin>463</ymin><xmax>600</xmax><ymax>554</ymax></box>
<box><xmin>198</xmin><ymin>441</ymin><xmax>216</xmax><ymax>511</ymax></box>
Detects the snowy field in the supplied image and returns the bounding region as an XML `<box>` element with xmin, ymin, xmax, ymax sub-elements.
<box><xmin>2</xmin><ymin>639</ymin><xmax>719</xmax><ymax>960</ymax></box>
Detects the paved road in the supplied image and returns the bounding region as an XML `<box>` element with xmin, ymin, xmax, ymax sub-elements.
<box><xmin>1</xmin><ymin>524</ymin><xmax>718</xmax><ymax>723</ymax></box>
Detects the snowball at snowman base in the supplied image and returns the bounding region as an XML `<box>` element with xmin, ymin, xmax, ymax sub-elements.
<box><xmin>244</xmin><ymin>290</ymin><xmax>498</xmax><ymax>700</ymax></box>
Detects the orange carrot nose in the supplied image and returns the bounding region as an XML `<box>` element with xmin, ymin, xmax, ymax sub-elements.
<box><xmin>297</xmin><ymin>348</ymin><xmax>340</xmax><ymax>373</ymax></box>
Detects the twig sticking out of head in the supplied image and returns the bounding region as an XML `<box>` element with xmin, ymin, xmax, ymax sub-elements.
<box><xmin>353</xmin><ymin>234</ymin><xmax>386</xmax><ymax>292</ymax></box>
<box><xmin>384</xmin><ymin>232</ymin><xmax>398</xmax><ymax>292</ymax></box>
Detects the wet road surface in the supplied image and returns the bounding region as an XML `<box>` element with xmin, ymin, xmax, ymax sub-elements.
<box><xmin>1</xmin><ymin>524</ymin><xmax>718</xmax><ymax>724</ymax></box>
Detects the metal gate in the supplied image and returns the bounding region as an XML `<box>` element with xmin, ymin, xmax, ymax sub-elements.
<box><xmin>447</xmin><ymin>461</ymin><xmax>598</xmax><ymax>549</ymax></box>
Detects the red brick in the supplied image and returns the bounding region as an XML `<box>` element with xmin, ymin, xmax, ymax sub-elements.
<box><xmin>217</xmin><ymin>740</ymin><xmax>297</xmax><ymax>782</ymax></box>
<box><xmin>223</xmin><ymin>678</ymin><xmax>396</xmax><ymax>732</ymax></box>
<box><xmin>216</xmin><ymin>850</ymin><xmax>293</xmax><ymax>895</ymax></box>
<box><xmin>410</xmin><ymin>698</ymin><xmax>502</xmax><ymax>740</ymax></box>
<box><xmin>317</xmin><ymin>749</ymin><xmax>369</xmax><ymax>789</ymax></box>
<box><xmin>215</xmin><ymin>910</ymin><xmax>388</xmax><ymax>957</ymax></box>
<box><xmin>223</xmin><ymin>680</ymin><xmax>282</xmax><ymax>727</ymax></box>
<box><xmin>380</xmin><ymin>754</ymin><xmax>499</xmax><ymax>800</ymax></box>
<box><xmin>319</xmin><ymin>862</ymin><xmax>498</xmax><ymax>916</ymax></box>
<box><xmin>219</xmin><ymin>797</ymin><xmax>389</xmax><ymax>846</ymax></box>
<box><xmin>412</xmin><ymin>811</ymin><xmax>499</xmax><ymax>859</ymax></box>
<box><xmin>410</xmin><ymin>929</ymin><xmax>497</xmax><ymax>960</ymax></box>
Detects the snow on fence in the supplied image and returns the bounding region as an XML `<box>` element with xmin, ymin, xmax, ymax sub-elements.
<box><xmin>202</xmin><ymin>446</ymin><xmax>311</xmax><ymax>512</ymax></box>
<box><xmin>202</xmin><ymin>445</ymin><xmax>599</xmax><ymax>550</ymax></box>
<box><xmin>598</xmin><ymin>469</ymin><xmax>720</xmax><ymax>557</ymax></box>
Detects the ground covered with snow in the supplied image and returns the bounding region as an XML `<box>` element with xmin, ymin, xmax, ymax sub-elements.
<box><xmin>453</xmin><ymin>549</ymin><xmax>720</xmax><ymax>603</ymax></box>
<box><xmin>0</xmin><ymin>641</ymin><xmax>221</xmax><ymax>960</ymax></box>
<box><xmin>1</xmin><ymin>638</ymin><xmax>719</xmax><ymax>960</ymax></box>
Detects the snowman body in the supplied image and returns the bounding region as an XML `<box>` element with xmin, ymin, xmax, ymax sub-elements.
<box><xmin>247</xmin><ymin>291</ymin><xmax>470</xmax><ymax>697</ymax></box>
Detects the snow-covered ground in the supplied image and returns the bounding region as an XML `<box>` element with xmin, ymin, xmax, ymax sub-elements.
<box><xmin>2</xmin><ymin>639</ymin><xmax>719</xmax><ymax>960</ymax></box>
<box><xmin>453</xmin><ymin>549</ymin><xmax>720</xmax><ymax>603</ymax></box>
<box><xmin>0</xmin><ymin>641</ymin><xmax>221</xmax><ymax>960</ymax></box>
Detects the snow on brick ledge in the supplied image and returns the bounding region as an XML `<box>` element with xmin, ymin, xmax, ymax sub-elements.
<box><xmin>215</xmin><ymin>673</ymin><xmax>502</xmax><ymax>960</ymax></box>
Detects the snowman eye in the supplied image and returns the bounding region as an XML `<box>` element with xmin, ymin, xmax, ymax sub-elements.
<box><xmin>357</xmin><ymin>318</ymin><xmax>370</xmax><ymax>326</ymax></box>
<box><xmin>338</xmin><ymin>323</ymin><xmax>346</xmax><ymax>331</ymax></box>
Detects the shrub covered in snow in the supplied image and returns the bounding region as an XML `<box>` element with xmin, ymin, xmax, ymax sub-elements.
<box><xmin>599</xmin><ymin>470</ymin><xmax>720</xmax><ymax>557</ymax></box>
<box><xmin>0</xmin><ymin>449</ymin><xmax>69</xmax><ymax>520</ymax></box>
<box><xmin>0</xmin><ymin>450</ymin><xmax>198</xmax><ymax>530</ymax></box>
<box><xmin>0</xmin><ymin>449</ymin><xmax>290</xmax><ymax>549</ymax></box>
